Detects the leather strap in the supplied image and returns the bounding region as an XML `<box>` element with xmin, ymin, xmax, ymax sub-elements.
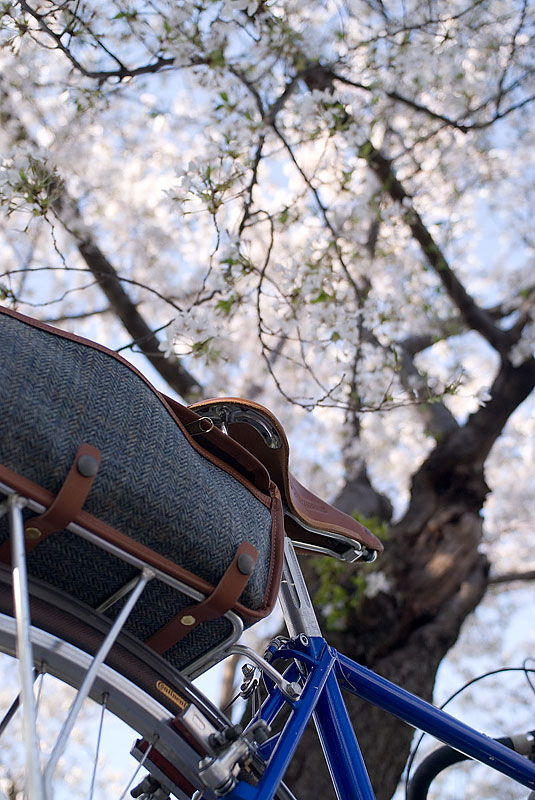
<box><xmin>162</xmin><ymin>393</ymin><xmax>271</xmax><ymax>494</ymax></box>
<box><xmin>146</xmin><ymin>541</ymin><xmax>258</xmax><ymax>654</ymax></box>
<box><xmin>0</xmin><ymin>443</ymin><xmax>101</xmax><ymax>559</ymax></box>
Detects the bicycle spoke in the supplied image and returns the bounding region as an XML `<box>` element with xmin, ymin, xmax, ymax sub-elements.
<box><xmin>118</xmin><ymin>740</ymin><xmax>155</xmax><ymax>800</ymax></box>
<box><xmin>89</xmin><ymin>693</ymin><xmax>108</xmax><ymax>800</ymax></box>
<box><xmin>0</xmin><ymin>668</ymin><xmax>44</xmax><ymax>745</ymax></box>
<box><xmin>44</xmin><ymin>568</ymin><xmax>154</xmax><ymax>795</ymax></box>
<box><xmin>0</xmin><ymin>489</ymin><xmax>234</xmax><ymax>800</ymax></box>
<box><xmin>35</xmin><ymin>669</ymin><xmax>45</xmax><ymax>715</ymax></box>
<box><xmin>0</xmin><ymin>684</ymin><xmax>26</xmax><ymax>738</ymax></box>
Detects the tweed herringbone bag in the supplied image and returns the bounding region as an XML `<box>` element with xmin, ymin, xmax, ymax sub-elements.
<box><xmin>0</xmin><ymin>306</ymin><xmax>283</xmax><ymax>671</ymax></box>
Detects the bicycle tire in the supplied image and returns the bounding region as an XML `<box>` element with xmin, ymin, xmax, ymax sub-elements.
<box><xmin>407</xmin><ymin>737</ymin><xmax>520</xmax><ymax>800</ymax></box>
<box><xmin>0</xmin><ymin>562</ymin><xmax>232</xmax><ymax>799</ymax></box>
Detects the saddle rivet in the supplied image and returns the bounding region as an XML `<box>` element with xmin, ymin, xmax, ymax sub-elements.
<box><xmin>77</xmin><ymin>454</ymin><xmax>99</xmax><ymax>477</ymax></box>
<box><xmin>181</xmin><ymin>614</ymin><xmax>196</xmax><ymax>626</ymax></box>
<box><xmin>25</xmin><ymin>527</ymin><xmax>42</xmax><ymax>541</ymax></box>
<box><xmin>237</xmin><ymin>553</ymin><xmax>256</xmax><ymax>576</ymax></box>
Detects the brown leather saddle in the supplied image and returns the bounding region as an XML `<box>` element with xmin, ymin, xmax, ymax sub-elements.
<box><xmin>189</xmin><ymin>398</ymin><xmax>383</xmax><ymax>563</ymax></box>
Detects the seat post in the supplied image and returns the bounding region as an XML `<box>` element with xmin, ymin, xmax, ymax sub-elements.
<box><xmin>278</xmin><ymin>536</ymin><xmax>322</xmax><ymax>638</ymax></box>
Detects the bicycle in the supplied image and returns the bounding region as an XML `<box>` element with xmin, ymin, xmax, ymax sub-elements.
<box><xmin>1</xmin><ymin>365</ymin><xmax>535</xmax><ymax>799</ymax></box>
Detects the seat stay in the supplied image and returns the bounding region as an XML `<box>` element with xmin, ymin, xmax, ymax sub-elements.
<box><xmin>225</xmin><ymin>632</ymin><xmax>375</xmax><ymax>800</ymax></box>
<box><xmin>228</xmin><ymin>628</ymin><xmax>535</xmax><ymax>800</ymax></box>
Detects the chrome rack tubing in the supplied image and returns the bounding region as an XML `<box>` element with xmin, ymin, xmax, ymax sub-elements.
<box><xmin>44</xmin><ymin>567</ymin><xmax>155</xmax><ymax>796</ymax></box>
<box><xmin>9</xmin><ymin>494</ymin><xmax>47</xmax><ymax>800</ymax></box>
<box><xmin>278</xmin><ymin>535</ymin><xmax>322</xmax><ymax>638</ymax></box>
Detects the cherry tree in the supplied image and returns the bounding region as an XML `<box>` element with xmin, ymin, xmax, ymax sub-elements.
<box><xmin>0</xmin><ymin>1</ymin><xmax>534</xmax><ymax>797</ymax></box>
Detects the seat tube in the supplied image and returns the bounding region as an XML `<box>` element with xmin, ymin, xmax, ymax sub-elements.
<box><xmin>313</xmin><ymin>664</ymin><xmax>375</xmax><ymax>800</ymax></box>
<box><xmin>279</xmin><ymin>542</ymin><xmax>375</xmax><ymax>799</ymax></box>
<box><xmin>278</xmin><ymin>537</ymin><xmax>322</xmax><ymax>637</ymax></box>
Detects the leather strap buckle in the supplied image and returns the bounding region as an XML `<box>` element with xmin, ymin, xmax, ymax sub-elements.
<box><xmin>146</xmin><ymin>541</ymin><xmax>258</xmax><ymax>654</ymax></box>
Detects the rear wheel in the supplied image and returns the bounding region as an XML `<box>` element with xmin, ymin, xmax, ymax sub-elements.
<box><xmin>0</xmin><ymin>569</ymin><xmax>297</xmax><ymax>800</ymax></box>
<box><xmin>0</xmin><ymin>563</ymin><xmax>231</xmax><ymax>799</ymax></box>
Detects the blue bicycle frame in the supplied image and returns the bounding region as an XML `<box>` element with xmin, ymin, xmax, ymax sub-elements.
<box><xmin>224</xmin><ymin>540</ymin><xmax>535</xmax><ymax>800</ymax></box>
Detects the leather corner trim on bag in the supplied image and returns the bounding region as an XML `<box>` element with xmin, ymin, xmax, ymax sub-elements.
<box><xmin>22</xmin><ymin>443</ymin><xmax>101</xmax><ymax>553</ymax></box>
<box><xmin>145</xmin><ymin>541</ymin><xmax>259</xmax><ymax>654</ymax></box>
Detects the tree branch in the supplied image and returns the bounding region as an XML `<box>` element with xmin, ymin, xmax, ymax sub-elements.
<box><xmin>462</xmin><ymin>356</ymin><xmax>535</xmax><ymax>464</ymax></box>
<box><xmin>333</xmin><ymin>71</ymin><xmax>535</xmax><ymax>133</ymax></box>
<box><xmin>396</xmin><ymin>344</ymin><xmax>459</xmax><ymax>439</ymax></box>
<box><xmin>358</xmin><ymin>140</ymin><xmax>518</xmax><ymax>356</ymax></box>
<box><xmin>272</xmin><ymin>122</ymin><xmax>366</xmax><ymax>303</ymax></box>
<box><xmin>61</xmin><ymin>211</ymin><xmax>203</xmax><ymax>400</ymax></box>
<box><xmin>0</xmin><ymin>79</ymin><xmax>203</xmax><ymax>400</ymax></box>
<box><xmin>269</xmin><ymin>63</ymin><xmax>520</xmax><ymax>361</ymax></box>
<box><xmin>410</xmin><ymin>356</ymin><xmax>535</xmax><ymax>515</ymax></box>
<box><xmin>42</xmin><ymin>306</ymin><xmax>110</xmax><ymax>324</ymax></box>
<box><xmin>489</xmin><ymin>569</ymin><xmax>535</xmax><ymax>586</ymax></box>
<box><xmin>16</xmin><ymin>0</ymin><xmax>179</xmax><ymax>81</ymax></box>
<box><xmin>239</xmin><ymin>135</ymin><xmax>265</xmax><ymax>234</ymax></box>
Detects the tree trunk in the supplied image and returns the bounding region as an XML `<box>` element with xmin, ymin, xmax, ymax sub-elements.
<box><xmin>284</xmin><ymin>445</ymin><xmax>493</xmax><ymax>798</ymax></box>
<box><xmin>283</xmin><ymin>355</ymin><xmax>535</xmax><ymax>799</ymax></box>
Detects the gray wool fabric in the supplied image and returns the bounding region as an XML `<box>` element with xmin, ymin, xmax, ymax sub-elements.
<box><xmin>0</xmin><ymin>311</ymin><xmax>273</xmax><ymax>669</ymax></box>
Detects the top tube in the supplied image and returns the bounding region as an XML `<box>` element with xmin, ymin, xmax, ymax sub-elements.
<box><xmin>336</xmin><ymin>651</ymin><xmax>535</xmax><ymax>793</ymax></box>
